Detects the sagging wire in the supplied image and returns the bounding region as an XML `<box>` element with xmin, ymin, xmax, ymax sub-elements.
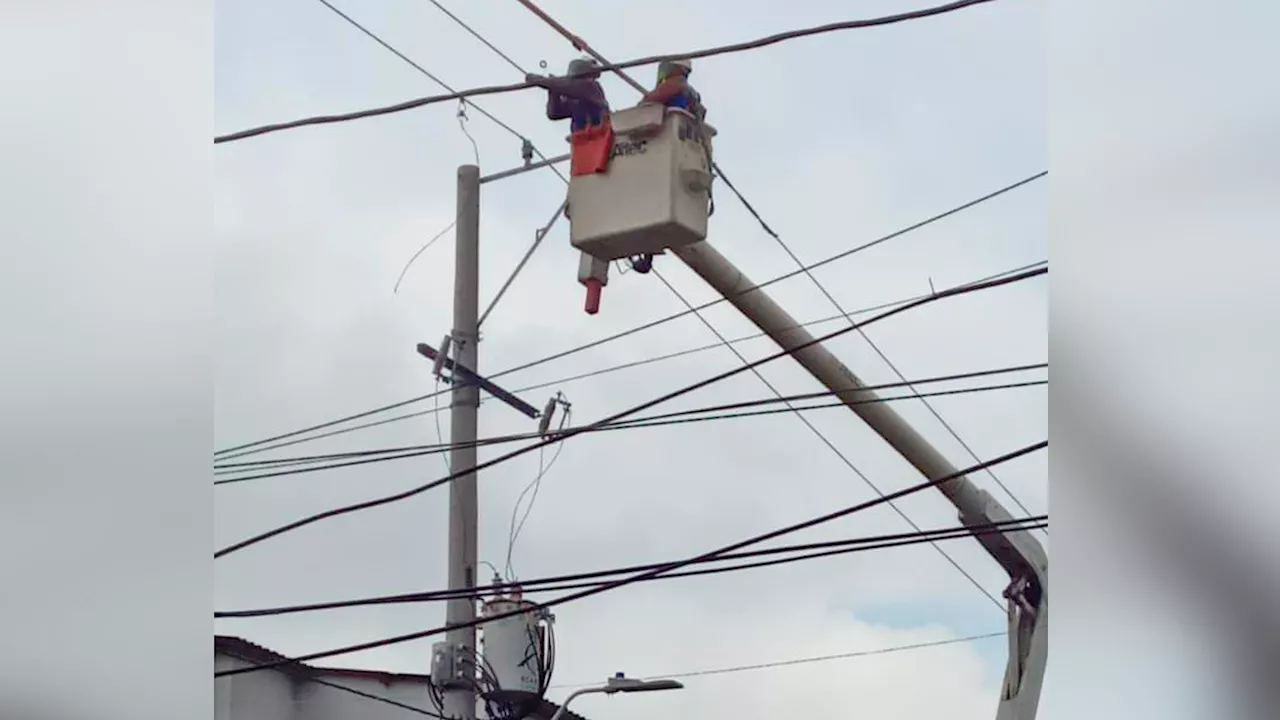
<box><xmin>393</xmin><ymin>221</ymin><xmax>455</xmax><ymax>294</ymax></box>
<box><xmin>430</xmin><ymin>335</ymin><xmax>455</xmax><ymax>474</ymax></box>
<box><xmin>457</xmin><ymin>100</ymin><xmax>481</xmax><ymax>166</ymax></box>
<box><xmin>433</xmin><ymin>377</ymin><xmax>452</xmax><ymax>474</ymax></box>
<box><xmin>504</xmin><ymin>393</ymin><xmax>572</xmax><ymax>581</ymax></box>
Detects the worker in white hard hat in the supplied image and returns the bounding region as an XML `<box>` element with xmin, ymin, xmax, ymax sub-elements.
<box><xmin>629</xmin><ymin>57</ymin><xmax>709</xmax><ymax>275</ymax></box>
<box><xmin>640</xmin><ymin>58</ymin><xmax>705</xmax><ymax>122</ymax></box>
<box><xmin>526</xmin><ymin>57</ymin><xmax>611</xmax><ymax>132</ymax></box>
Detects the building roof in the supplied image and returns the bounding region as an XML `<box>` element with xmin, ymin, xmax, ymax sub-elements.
<box><xmin>215</xmin><ymin>635</ymin><xmax>590</xmax><ymax>720</ymax></box>
<box><xmin>216</xmin><ymin>635</ymin><xmax>433</xmax><ymax>685</ymax></box>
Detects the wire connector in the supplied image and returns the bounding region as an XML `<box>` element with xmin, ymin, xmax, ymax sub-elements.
<box><xmin>536</xmin><ymin>392</ymin><xmax>571</xmax><ymax>438</ymax></box>
<box><xmin>432</xmin><ymin>334</ymin><xmax>454</xmax><ymax>379</ymax></box>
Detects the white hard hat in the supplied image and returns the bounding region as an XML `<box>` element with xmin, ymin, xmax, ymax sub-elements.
<box><xmin>658</xmin><ymin>58</ymin><xmax>692</xmax><ymax>80</ymax></box>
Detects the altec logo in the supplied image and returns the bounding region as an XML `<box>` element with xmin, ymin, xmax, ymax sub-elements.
<box><xmin>610</xmin><ymin>139</ymin><xmax>648</xmax><ymax>158</ymax></box>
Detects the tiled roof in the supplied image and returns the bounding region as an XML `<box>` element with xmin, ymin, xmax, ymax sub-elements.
<box><xmin>215</xmin><ymin>635</ymin><xmax>590</xmax><ymax>720</ymax></box>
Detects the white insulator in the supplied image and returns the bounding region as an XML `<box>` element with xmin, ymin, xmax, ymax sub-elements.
<box><xmin>432</xmin><ymin>334</ymin><xmax>453</xmax><ymax>378</ymax></box>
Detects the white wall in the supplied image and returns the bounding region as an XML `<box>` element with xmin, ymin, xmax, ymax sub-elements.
<box><xmin>299</xmin><ymin>675</ymin><xmax>437</xmax><ymax>719</ymax></box>
<box><xmin>216</xmin><ymin>652</ymin><xmax>298</xmax><ymax>720</ymax></box>
<box><xmin>216</xmin><ymin>650</ymin><xmax>439</xmax><ymax>719</ymax></box>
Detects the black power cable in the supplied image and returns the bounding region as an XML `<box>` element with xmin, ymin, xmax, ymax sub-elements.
<box><xmin>213</xmin><ymin>174</ymin><xmax>1042</xmax><ymax>459</ymax></box>
<box><xmin>215</xmin><ymin>0</ymin><xmax>1002</xmax><ymax>144</ymax></box>
<box><xmin>552</xmin><ymin>631</ymin><xmax>1008</xmax><ymax>687</ymax></box>
<box><xmin>214</xmin><ymin>266</ymin><xmax>1045</xmax><ymax>559</ymax></box>
<box><xmin>215</xmin><ymin>259</ymin><xmax>1045</xmax><ymax>463</ymax></box>
<box><xmin>216</xmin><ymin>515</ymin><xmax>1045</xmax><ymax>618</ymax></box>
<box><xmin>214</xmin><ymin>438</ymin><xmax>1045</xmax><ymax>676</ymax></box>
<box><xmin>213</xmin><ymin>364</ymin><xmax>1045</xmax><ymax>472</ymax></box>
<box><xmin>212</xmin><ymin>378</ymin><xmax>1046</xmax><ymax>485</ymax></box>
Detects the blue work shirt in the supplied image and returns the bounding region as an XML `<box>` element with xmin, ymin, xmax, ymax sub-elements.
<box><xmin>661</xmin><ymin>84</ymin><xmax>705</xmax><ymax>122</ymax></box>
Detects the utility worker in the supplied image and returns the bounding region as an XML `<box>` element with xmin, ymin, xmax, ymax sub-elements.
<box><xmin>640</xmin><ymin>58</ymin><xmax>705</xmax><ymax>122</ymax></box>
<box><xmin>527</xmin><ymin>57</ymin><xmax>614</xmax><ymax>219</ymax></box>
<box><xmin>526</xmin><ymin>57</ymin><xmax>611</xmax><ymax>133</ymax></box>
<box><xmin>629</xmin><ymin>58</ymin><xmax>708</xmax><ymax>274</ymax></box>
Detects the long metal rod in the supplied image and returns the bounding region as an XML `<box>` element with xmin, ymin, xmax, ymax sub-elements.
<box><xmin>513</xmin><ymin>0</ymin><xmax>648</xmax><ymax>94</ymax></box>
<box><xmin>478</xmin><ymin>199</ymin><xmax>567</xmax><ymax>328</ymax></box>
<box><xmin>479</xmin><ymin>153</ymin><xmax>570</xmax><ymax>184</ymax></box>
<box><xmin>444</xmin><ymin>164</ymin><xmax>481</xmax><ymax>720</ymax></box>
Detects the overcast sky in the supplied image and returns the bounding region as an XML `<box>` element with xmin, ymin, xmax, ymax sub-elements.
<box><xmin>214</xmin><ymin>0</ymin><xmax>1048</xmax><ymax>718</ymax></box>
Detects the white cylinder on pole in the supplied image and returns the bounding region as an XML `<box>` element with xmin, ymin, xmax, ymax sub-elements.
<box><xmin>479</xmin><ymin>597</ymin><xmax>545</xmax><ymax>696</ymax></box>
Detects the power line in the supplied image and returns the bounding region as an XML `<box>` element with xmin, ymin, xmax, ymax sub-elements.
<box><xmin>505</xmin><ymin>403</ymin><xmax>571</xmax><ymax>579</ymax></box>
<box><xmin>211</xmin><ymin>373</ymin><xmax>1046</xmax><ymax>483</ymax></box>
<box><xmin>393</xmin><ymin>221</ymin><xmax>455</xmax><ymax>295</ymax></box>
<box><xmin>551</xmin><ymin>631</ymin><xmax>1008</xmax><ymax>688</ymax></box>
<box><xmin>214</xmin><ymin>266</ymin><xmax>1044</xmax><ymax>558</ymax></box>
<box><xmin>312</xmin><ymin>0</ymin><xmax>565</xmax><ymax>184</ymax></box>
<box><xmin>213</xmin><ymin>360</ymin><xmax>1044</xmax><ymax>473</ymax></box>
<box><xmin>214</xmin><ymin>172</ymin><xmax>1044</xmax><ymax>458</ymax></box>
<box><xmin>214</xmin><ymin>259</ymin><xmax>1043</xmax><ymax>463</ymax></box>
<box><xmin>216</xmin><ymin>0</ymin><xmax>1003</xmax><ymax>144</ymax></box>
<box><xmin>216</xmin><ymin>516</ymin><xmax>1045</xmax><ymax>618</ymax></box>
<box><xmin>212</xmin><ymin>380</ymin><xmax>1046</xmax><ymax>484</ymax></box>
<box><xmin>644</xmin><ymin>266</ymin><xmax>1010</xmax><ymax>612</ymax></box>
<box><xmin>713</xmin><ymin>161</ymin><xmax>1042</xmax><ymax>527</ymax></box>
<box><xmin>424</xmin><ymin>0</ymin><xmax>527</xmax><ymax>76</ymax></box>
<box><xmin>214</xmin><ymin>438</ymin><xmax>1045</xmax><ymax>676</ymax></box>
<box><xmin>488</xmin><ymin>172</ymin><xmax>1044</xmax><ymax>378</ymax></box>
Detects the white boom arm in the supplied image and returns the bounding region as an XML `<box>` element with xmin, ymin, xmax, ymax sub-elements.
<box><xmin>670</xmin><ymin>241</ymin><xmax>1048</xmax><ymax>719</ymax></box>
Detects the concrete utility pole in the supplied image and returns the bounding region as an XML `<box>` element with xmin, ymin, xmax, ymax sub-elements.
<box><xmin>444</xmin><ymin>164</ymin><xmax>481</xmax><ymax>720</ymax></box>
<box><xmin>669</xmin><ymin>241</ymin><xmax>1048</xmax><ymax>720</ymax></box>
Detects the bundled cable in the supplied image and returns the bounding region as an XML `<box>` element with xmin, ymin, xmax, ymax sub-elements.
<box><xmin>214</xmin><ymin>440</ymin><xmax>1045</xmax><ymax>677</ymax></box>
<box><xmin>216</xmin><ymin>514</ymin><xmax>1045</xmax><ymax>619</ymax></box>
<box><xmin>212</xmin><ymin>368</ymin><xmax>1047</xmax><ymax>484</ymax></box>
<box><xmin>213</xmin><ymin>175</ymin><xmax>1044</xmax><ymax>462</ymax></box>
<box><xmin>214</xmin><ymin>266</ymin><xmax>1045</xmax><ymax>560</ymax></box>
<box><xmin>216</xmin><ymin>0</ymin><xmax>1002</xmax><ymax>144</ymax></box>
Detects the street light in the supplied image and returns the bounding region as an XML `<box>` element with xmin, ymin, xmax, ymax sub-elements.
<box><xmin>548</xmin><ymin>673</ymin><xmax>685</xmax><ymax>720</ymax></box>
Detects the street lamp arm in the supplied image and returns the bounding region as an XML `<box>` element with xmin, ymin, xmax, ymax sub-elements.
<box><xmin>548</xmin><ymin>687</ymin><xmax>605</xmax><ymax>720</ymax></box>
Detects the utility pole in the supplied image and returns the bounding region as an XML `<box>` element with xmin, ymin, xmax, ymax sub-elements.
<box><xmin>444</xmin><ymin>163</ymin><xmax>481</xmax><ymax>720</ymax></box>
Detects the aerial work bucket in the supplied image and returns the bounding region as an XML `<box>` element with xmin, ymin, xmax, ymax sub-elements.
<box><xmin>567</xmin><ymin>104</ymin><xmax>716</xmax><ymax>263</ymax></box>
